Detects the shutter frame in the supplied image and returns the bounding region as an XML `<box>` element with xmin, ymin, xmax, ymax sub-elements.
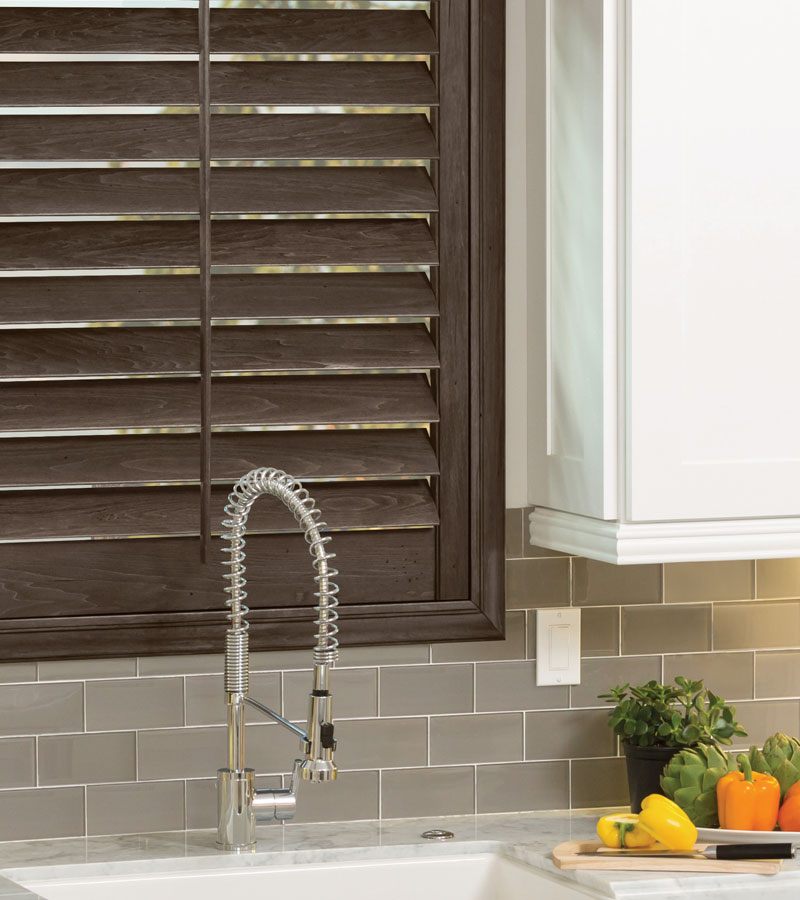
<box><xmin>0</xmin><ymin>0</ymin><xmax>505</xmax><ymax>659</ymax></box>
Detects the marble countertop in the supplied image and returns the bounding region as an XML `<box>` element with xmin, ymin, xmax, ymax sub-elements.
<box><xmin>0</xmin><ymin>810</ymin><xmax>798</xmax><ymax>900</ymax></box>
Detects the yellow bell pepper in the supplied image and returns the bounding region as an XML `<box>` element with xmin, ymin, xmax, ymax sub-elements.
<box><xmin>640</xmin><ymin>794</ymin><xmax>692</xmax><ymax>822</ymax></box>
<box><xmin>637</xmin><ymin>793</ymin><xmax>698</xmax><ymax>850</ymax></box>
<box><xmin>596</xmin><ymin>813</ymin><xmax>657</xmax><ymax>849</ymax></box>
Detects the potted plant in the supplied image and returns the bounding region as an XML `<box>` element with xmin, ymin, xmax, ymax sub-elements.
<box><xmin>600</xmin><ymin>677</ymin><xmax>747</xmax><ymax>813</ymax></box>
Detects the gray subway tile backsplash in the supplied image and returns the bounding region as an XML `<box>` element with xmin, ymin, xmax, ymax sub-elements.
<box><xmin>506</xmin><ymin>557</ymin><xmax>570</xmax><ymax>610</ymax></box>
<box><xmin>0</xmin><ymin>787</ymin><xmax>84</xmax><ymax>841</ymax></box>
<box><xmin>38</xmin><ymin>732</ymin><xmax>136</xmax><ymax>786</ymax></box>
<box><xmin>756</xmin><ymin>558</ymin><xmax>800</xmax><ymax>599</ymax></box>
<box><xmin>334</xmin><ymin>717</ymin><xmax>427</xmax><ymax>770</ymax></box>
<box><xmin>86</xmin><ymin>677</ymin><xmax>183</xmax><ymax>732</ymax></box>
<box><xmin>380</xmin><ymin>664</ymin><xmax>473</xmax><ymax>716</ymax></box>
<box><xmin>664</xmin><ymin>561</ymin><xmax>753</xmax><ymax>604</ymax></box>
<box><xmin>0</xmin><ymin>663</ymin><xmax>38</xmax><ymax>684</ymax></box>
<box><xmin>663</xmin><ymin>651</ymin><xmax>754</xmax><ymax>701</ymax></box>
<box><xmin>573</xmin><ymin>559</ymin><xmax>661</xmax><ymax>606</ymax></box>
<box><xmin>0</xmin><ymin>683</ymin><xmax>83</xmax><ymax>737</ymax></box>
<box><xmin>476</xmin><ymin>661</ymin><xmax>569</xmax><ymax>712</ymax></box>
<box><xmin>284</xmin><ymin>667</ymin><xmax>377</xmax><ymax>721</ymax></box>
<box><xmin>525</xmin><ymin>709</ymin><xmax>615</xmax><ymax>761</ymax></box>
<box><xmin>0</xmin><ymin>508</ymin><xmax>796</xmax><ymax>836</ymax></box>
<box><xmin>571</xmin><ymin>656</ymin><xmax>662</xmax><ymax>709</ymax></box>
<box><xmin>571</xmin><ymin>757</ymin><xmax>629</xmax><ymax>808</ymax></box>
<box><xmin>137</xmin><ymin>726</ymin><xmax>227</xmax><ymax>781</ymax></box>
<box><xmin>622</xmin><ymin>604</ymin><xmax>712</xmax><ymax>655</ymax></box>
<box><xmin>87</xmin><ymin>781</ymin><xmax>185</xmax><ymax>836</ymax></box>
<box><xmin>291</xmin><ymin>771</ymin><xmax>379</xmax><ymax>824</ymax></box>
<box><xmin>381</xmin><ymin>766</ymin><xmax>474</xmax><ymax>819</ymax></box>
<box><xmin>430</xmin><ymin>713</ymin><xmax>523</xmax><ymax>765</ymax></box>
<box><xmin>185</xmin><ymin>672</ymin><xmax>280</xmax><ymax>727</ymax></box>
<box><xmin>432</xmin><ymin>611</ymin><xmax>526</xmax><ymax>664</ymax></box>
<box><xmin>0</xmin><ymin>738</ymin><xmax>35</xmax><ymax>789</ymax></box>
<box><xmin>714</xmin><ymin>600</ymin><xmax>800</xmax><ymax>650</ymax></box>
<box><xmin>476</xmin><ymin>760</ymin><xmax>569</xmax><ymax>813</ymax></box>
<box><xmin>38</xmin><ymin>658</ymin><xmax>137</xmax><ymax>682</ymax></box>
<box><xmin>755</xmin><ymin>650</ymin><xmax>800</xmax><ymax>698</ymax></box>
<box><xmin>729</xmin><ymin>699</ymin><xmax>800</xmax><ymax>750</ymax></box>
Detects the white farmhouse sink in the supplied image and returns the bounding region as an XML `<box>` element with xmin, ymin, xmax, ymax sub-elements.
<box><xmin>19</xmin><ymin>853</ymin><xmax>597</xmax><ymax>900</ymax></box>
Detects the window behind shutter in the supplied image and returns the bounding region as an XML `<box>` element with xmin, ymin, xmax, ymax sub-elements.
<box><xmin>0</xmin><ymin>0</ymin><xmax>504</xmax><ymax>659</ymax></box>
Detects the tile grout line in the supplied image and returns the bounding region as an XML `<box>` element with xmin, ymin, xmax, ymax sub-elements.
<box><xmin>567</xmin><ymin>758</ymin><xmax>572</xmax><ymax>810</ymax></box>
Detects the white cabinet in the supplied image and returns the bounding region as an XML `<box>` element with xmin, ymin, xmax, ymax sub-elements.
<box><xmin>529</xmin><ymin>0</ymin><xmax>800</xmax><ymax>563</ymax></box>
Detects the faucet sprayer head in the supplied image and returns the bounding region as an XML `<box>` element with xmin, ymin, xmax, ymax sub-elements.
<box><xmin>302</xmin><ymin>663</ymin><xmax>337</xmax><ymax>782</ymax></box>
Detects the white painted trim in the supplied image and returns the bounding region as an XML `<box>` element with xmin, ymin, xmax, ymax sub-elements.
<box><xmin>530</xmin><ymin>507</ymin><xmax>800</xmax><ymax>564</ymax></box>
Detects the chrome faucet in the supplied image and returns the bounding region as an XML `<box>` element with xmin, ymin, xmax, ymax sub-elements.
<box><xmin>216</xmin><ymin>468</ymin><xmax>339</xmax><ymax>851</ymax></box>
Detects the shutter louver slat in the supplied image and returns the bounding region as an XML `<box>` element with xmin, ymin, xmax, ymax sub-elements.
<box><xmin>0</xmin><ymin>481</ymin><xmax>439</xmax><ymax>541</ymax></box>
<box><xmin>0</xmin><ymin>375</ymin><xmax>438</xmax><ymax>434</ymax></box>
<box><xmin>0</xmin><ymin>62</ymin><xmax>438</xmax><ymax>107</ymax></box>
<box><xmin>0</xmin><ymin>167</ymin><xmax>438</xmax><ymax>216</ymax></box>
<box><xmin>1</xmin><ymin>218</ymin><xmax>438</xmax><ymax>270</ymax></box>
<box><xmin>0</xmin><ymin>324</ymin><xmax>438</xmax><ymax>379</ymax></box>
<box><xmin>0</xmin><ymin>114</ymin><xmax>438</xmax><ymax>162</ymax></box>
<box><xmin>0</xmin><ymin>530</ymin><xmax>436</xmax><ymax>621</ymax></box>
<box><xmin>0</xmin><ymin>9</ymin><xmax>437</xmax><ymax>55</ymax></box>
<box><xmin>0</xmin><ymin>430</ymin><xmax>439</xmax><ymax>490</ymax></box>
<box><xmin>0</xmin><ymin>273</ymin><xmax>438</xmax><ymax>326</ymax></box>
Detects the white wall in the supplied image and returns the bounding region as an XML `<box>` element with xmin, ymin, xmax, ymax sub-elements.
<box><xmin>506</xmin><ymin>0</ymin><xmax>546</xmax><ymax>507</ymax></box>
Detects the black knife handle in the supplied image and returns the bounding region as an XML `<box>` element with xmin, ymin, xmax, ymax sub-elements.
<box><xmin>715</xmin><ymin>842</ymin><xmax>795</xmax><ymax>860</ymax></box>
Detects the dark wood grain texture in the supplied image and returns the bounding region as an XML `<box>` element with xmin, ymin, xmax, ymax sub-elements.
<box><xmin>199</xmin><ymin>0</ymin><xmax>212</xmax><ymax>560</ymax></box>
<box><xmin>0</xmin><ymin>114</ymin><xmax>437</xmax><ymax>162</ymax></box>
<box><xmin>0</xmin><ymin>0</ymin><xmax>507</xmax><ymax>660</ymax></box>
<box><xmin>0</xmin><ymin>166</ymin><xmax>437</xmax><ymax>216</ymax></box>
<box><xmin>0</xmin><ymin>218</ymin><xmax>437</xmax><ymax>269</ymax></box>
<box><xmin>435</xmin><ymin>0</ymin><xmax>471</xmax><ymax>601</ymax></box>
<box><xmin>0</xmin><ymin>374</ymin><xmax>438</xmax><ymax>433</ymax></box>
<box><xmin>0</xmin><ymin>324</ymin><xmax>438</xmax><ymax>378</ymax></box>
<box><xmin>0</xmin><ymin>273</ymin><xmax>438</xmax><ymax>325</ymax></box>
<box><xmin>0</xmin><ymin>607</ymin><xmax>499</xmax><ymax>660</ymax></box>
<box><xmin>0</xmin><ymin>116</ymin><xmax>198</xmax><ymax>162</ymax></box>
<box><xmin>212</xmin><ymin>62</ymin><xmax>438</xmax><ymax>106</ymax></box>
<box><xmin>0</xmin><ymin>8</ymin><xmax>437</xmax><ymax>54</ymax></box>
<box><xmin>0</xmin><ymin>530</ymin><xmax>436</xmax><ymax>619</ymax></box>
<box><xmin>469</xmin><ymin>0</ymin><xmax>507</xmax><ymax>636</ymax></box>
<box><xmin>0</xmin><ymin>481</ymin><xmax>438</xmax><ymax>541</ymax></box>
<box><xmin>0</xmin><ymin>62</ymin><xmax>437</xmax><ymax>107</ymax></box>
<box><xmin>0</xmin><ymin>605</ymin><xmax>499</xmax><ymax>660</ymax></box>
<box><xmin>210</xmin><ymin>114</ymin><xmax>439</xmax><ymax>161</ymax></box>
<box><xmin>0</xmin><ymin>429</ymin><xmax>438</xmax><ymax>489</ymax></box>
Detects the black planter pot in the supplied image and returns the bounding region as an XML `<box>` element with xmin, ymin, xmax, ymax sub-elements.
<box><xmin>622</xmin><ymin>742</ymin><xmax>678</xmax><ymax>813</ymax></box>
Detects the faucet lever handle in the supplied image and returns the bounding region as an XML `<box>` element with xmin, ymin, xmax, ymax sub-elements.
<box><xmin>320</xmin><ymin>722</ymin><xmax>336</xmax><ymax>750</ymax></box>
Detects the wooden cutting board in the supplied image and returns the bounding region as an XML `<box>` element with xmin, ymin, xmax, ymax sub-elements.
<box><xmin>552</xmin><ymin>841</ymin><xmax>782</xmax><ymax>875</ymax></box>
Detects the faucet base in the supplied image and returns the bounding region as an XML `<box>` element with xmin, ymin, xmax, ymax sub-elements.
<box><xmin>216</xmin><ymin>768</ymin><xmax>256</xmax><ymax>851</ymax></box>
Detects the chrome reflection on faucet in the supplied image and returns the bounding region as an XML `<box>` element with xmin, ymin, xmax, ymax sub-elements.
<box><xmin>217</xmin><ymin>467</ymin><xmax>339</xmax><ymax>851</ymax></box>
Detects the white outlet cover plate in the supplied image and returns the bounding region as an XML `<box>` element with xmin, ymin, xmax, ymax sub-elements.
<box><xmin>535</xmin><ymin>608</ymin><xmax>581</xmax><ymax>686</ymax></box>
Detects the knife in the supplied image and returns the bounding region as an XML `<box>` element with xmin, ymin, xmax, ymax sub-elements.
<box><xmin>579</xmin><ymin>842</ymin><xmax>795</xmax><ymax>860</ymax></box>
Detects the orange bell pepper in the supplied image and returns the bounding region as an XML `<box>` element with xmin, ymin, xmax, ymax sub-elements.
<box><xmin>778</xmin><ymin>792</ymin><xmax>800</xmax><ymax>831</ymax></box>
<box><xmin>717</xmin><ymin>754</ymin><xmax>780</xmax><ymax>831</ymax></box>
<box><xmin>783</xmin><ymin>781</ymin><xmax>800</xmax><ymax>804</ymax></box>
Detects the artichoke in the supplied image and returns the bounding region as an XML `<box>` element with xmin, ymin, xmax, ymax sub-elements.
<box><xmin>660</xmin><ymin>744</ymin><xmax>737</xmax><ymax>827</ymax></box>
<box><xmin>749</xmin><ymin>733</ymin><xmax>800</xmax><ymax>799</ymax></box>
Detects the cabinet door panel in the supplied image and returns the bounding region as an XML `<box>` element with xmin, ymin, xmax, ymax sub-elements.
<box><xmin>628</xmin><ymin>0</ymin><xmax>800</xmax><ymax>520</ymax></box>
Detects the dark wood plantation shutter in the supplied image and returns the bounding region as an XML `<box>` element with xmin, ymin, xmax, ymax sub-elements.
<box><xmin>0</xmin><ymin>1</ymin><xmax>504</xmax><ymax>659</ymax></box>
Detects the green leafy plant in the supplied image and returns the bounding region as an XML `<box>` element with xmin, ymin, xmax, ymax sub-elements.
<box><xmin>599</xmin><ymin>677</ymin><xmax>747</xmax><ymax>748</ymax></box>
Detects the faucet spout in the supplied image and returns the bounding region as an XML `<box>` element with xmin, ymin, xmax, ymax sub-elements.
<box><xmin>216</xmin><ymin>468</ymin><xmax>339</xmax><ymax>851</ymax></box>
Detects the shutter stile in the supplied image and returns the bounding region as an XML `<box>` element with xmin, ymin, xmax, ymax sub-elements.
<box><xmin>0</xmin><ymin>0</ymin><xmax>447</xmax><ymax>656</ymax></box>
